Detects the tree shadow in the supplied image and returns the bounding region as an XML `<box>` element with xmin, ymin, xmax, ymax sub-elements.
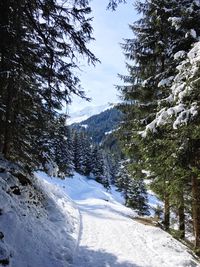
<box><xmin>72</xmin><ymin>245</ymin><xmax>146</xmax><ymax>267</ymax></box>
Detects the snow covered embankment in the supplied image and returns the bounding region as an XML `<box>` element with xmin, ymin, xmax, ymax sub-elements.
<box><xmin>0</xmin><ymin>160</ymin><xmax>79</xmax><ymax>267</ymax></box>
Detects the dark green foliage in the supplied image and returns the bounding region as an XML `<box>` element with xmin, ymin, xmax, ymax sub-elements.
<box><xmin>117</xmin><ymin>0</ymin><xmax>200</xmax><ymax>249</ymax></box>
<box><xmin>0</xmin><ymin>0</ymin><xmax>98</xmax><ymax>171</ymax></box>
<box><xmin>72</xmin><ymin>107</ymin><xmax>123</xmax><ymax>143</ymax></box>
<box><xmin>52</xmin><ymin>117</ymin><xmax>74</xmax><ymax>177</ymax></box>
<box><xmin>73</xmin><ymin>131</ymin><xmax>85</xmax><ymax>174</ymax></box>
<box><xmin>116</xmin><ymin>160</ymin><xmax>149</xmax><ymax>215</ymax></box>
<box><xmin>81</xmin><ymin>134</ymin><xmax>93</xmax><ymax>176</ymax></box>
<box><xmin>107</xmin><ymin>0</ymin><xmax>127</xmax><ymax>11</ymax></box>
<box><xmin>91</xmin><ymin>146</ymin><xmax>109</xmax><ymax>188</ymax></box>
<box><xmin>71</xmin><ymin>107</ymin><xmax>123</xmax><ymax>185</ymax></box>
<box><xmin>71</xmin><ymin>130</ymin><xmax>110</xmax><ymax>188</ymax></box>
<box><xmin>73</xmin><ymin>131</ymin><xmax>93</xmax><ymax>176</ymax></box>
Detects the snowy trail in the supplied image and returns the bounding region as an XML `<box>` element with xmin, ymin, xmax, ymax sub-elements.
<box><xmin>73</xmin><ymin>200</ymin><xmax>152</xmax><ymax>267</ymax></box>
<box><xmin>37</xmin><ymin>172</ymin><xmax>199</xmax><ymax>267</ymax></box>
<box><xmin>68</xmin><ymin>177</ymin><xmax>199</xmax><ymax>267</ymax></box>
<box><xmin>72</xmin><ymin>198</ymin><xmax>197</xmax><ymax>267</ymax></box>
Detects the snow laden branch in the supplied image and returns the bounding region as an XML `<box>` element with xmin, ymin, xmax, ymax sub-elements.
<box><xmin>140</xmin><ymin>41</ymin><xmax>200</xmax><ymax>138</ymax></box>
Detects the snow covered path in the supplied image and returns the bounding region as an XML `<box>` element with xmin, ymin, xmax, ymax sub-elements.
<box><xmin>72</xmin><ymin>199</ymin><xmax>198</xmax><ymax>267</ymax></box>
<box><xmin>73</xmin><ymin>200</ymin><xmax>154</xmax><ymax>267</ymax></box>
<box><xmin>66</xmin><ymin>175</ymin><xmax>199</xmax><ymax>267</ymax></box>
<box><xmin>37</xmin><ymin>172</ymin><xmax>200</xmax><ymax>267</ymax></box>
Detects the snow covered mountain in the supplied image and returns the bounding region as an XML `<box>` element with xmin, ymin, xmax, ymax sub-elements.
<box><xmin>71</xmin><ymin>107</ymin><xmax>123</xmax><ymax>144</ymax></box>
<box><xmin>1</xmin><ymin>162</ymin><xmax>199</xmax><ymax>267</ymax></box>
<box><xmin>67</xmin><ymin>104</ymin><xmax>111</xmax><ymax>125</ymax></box>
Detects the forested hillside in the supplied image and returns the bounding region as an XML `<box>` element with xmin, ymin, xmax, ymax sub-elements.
<box><xmin>67</xmin><ymin>108</ymin><xmax>122</xmax><ymax>187</ymax></box>
<box><xmin>71</xmin><ymin>107</ymin><xmax>123</xmax><ymax>143</ymax></box>
<box><xmin>70</xmin><ymin>107</ymin><xmax>150</xmax><ymax>214</ymax></box>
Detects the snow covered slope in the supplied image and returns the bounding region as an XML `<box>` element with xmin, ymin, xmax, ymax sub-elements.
<box><xmin>38</xmin><ymin>172</ymin><xmax>200</xmax><ymax>267</ymax></box>
<box><xmin>0</xmin><ymin>160</ymin><xmax>79</xmax><ymax>267</ymax></box>
<box><xmin>67</xmin><ymin>104</ymin><xmax>110</xmax><ymax>125</ymax></box>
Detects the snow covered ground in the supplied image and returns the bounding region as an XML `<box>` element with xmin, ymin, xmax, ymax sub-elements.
<box><xmin>0</xmin><ymin>160</ymin><xmax>79</xmax><ymax>267</ymax></box>
<box><xmin>38</xmin><ymin>172</ymin><xmax>200</xmax><ymax>267</ymax></box>
<box><xmin>1</xmin><ymin>163</ymin><xmax>199</xmax><ymax>267</ymax></box>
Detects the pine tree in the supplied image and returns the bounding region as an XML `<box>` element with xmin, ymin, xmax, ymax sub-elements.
<box><xmin>115</xmin><ymin>160</ymin><xmax>130</xmax><ymax>202</ymax></box>
<box><xmin>81</xmin><ymin>134</ymin><xmax>93</xmax><ymax>176</ymax></box>
<box><xmin>138</xmin><ymin>1</ymin><xmax>200</xmax><ymax>247</ymax></box>
<box><xmin>118</xmin><ymin>0</ymin><xmax>200</xmax><ymax>245</ymax></box>
<box><xmin>91</xmin><ymin>146</ymin><xmax>109</xmax><ymax>188</ymax></box>
<box><xmin>116</xmin><ymin>160</ymin><xmax>149</xmax><ymax>215</ymax></box>
<box><xmin>52</xmin><ymin>116</ymin><xmax>75</xmax><ymax>177</ymax></box>
<box><xmin>65</xmin><ymin>126</ymin><xmax>74</xmax><ymax>176</ymax></box>
<box><xmin>0</xmin><ymin>0</ymin><xmax>98</xmax><ymax>171</ymax></box>
<box><xmin>73</xmin><ymin>131</ymin><xmax>84</xmax><ymax>174</ymax></box>
<box><xmin>102</xmin><ymin>151</ymin><xmax>117</xmax><ymax>185</ymax></box>
<box><xmin>127</xmin><ymin>178</ymin><xmax>149</xmax><ymax>216</ymax></box>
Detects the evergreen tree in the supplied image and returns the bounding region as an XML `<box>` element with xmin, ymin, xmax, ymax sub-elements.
<box><xmin>65</xmin><ymin>126</ymin><xmax>74</xmax><ymax>176</ymax></box>
<box><xmin>81</xmin><ymin>134</ymin><xmax>93</xmax><ymax>176</ymax></box>
<box><xmin>0</xmin><ymin>0</ymin><xmax>98</xmax><ymax>171</ymax></box>
<box><xmin>73</xmin><ymin>131</ymin><xmax>84</xmax><ymax>174</ymax></box>
<box><xmin>116</xmin><ymin>160</ymin><xmax>149</xmax><ymax>215</ymax></box>
<box><xmin>91</xmin><ymin>146</ymin><xmax>109</xmax><ymax>188</ymax></box>
<box><xmin>115</xmin><ymin>160</ymin><xmax>130</xmax><ymax>201</ymax></box>
<box><xmin>102</xmin><ymin>151</ymin><xmax>118</xmax><ymax>185</ymax></box>
<box><xmin>91</xmin><ymin>146</ymin><xmax>104</xmax><ymax>181</ymax></box>
<box><xmin>118</xmin><ymin>0</ymin><xmax>200</xmax><ymax>247</ymax></box>
<box><xmin>52</xmin><ymin>116</ymin><xmax>75</xmax><ymax>177</ymax></box>
<box><xmin>139</xmin><ymin>2</ymin><xmax>200</xmax><ymax>247</ymax></box>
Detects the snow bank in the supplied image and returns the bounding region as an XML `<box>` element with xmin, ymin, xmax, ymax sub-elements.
<box><xmin>0</xmin><ymin>160</ymin><xmax>79</xmax><ymax>267</ymax></box>
<box><xmin>39</xmin><ymin>171</ymin><xmax>134</xmax><ymax>218</ymax></box>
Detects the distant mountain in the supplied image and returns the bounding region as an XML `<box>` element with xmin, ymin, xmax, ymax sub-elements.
<box><xmin>71</xmin><ymin>106</ymin><xmax>124</xmax><ymax>182</ymax></box>
<box><xmin>67</xmin><ymin>104</ymin><xmax>110</xmax><ymax>125</ymax></box>
<box><xmin>71</xmin><ymin>107</ymin><xmax>123</xmax><ymax>144</ymax></box>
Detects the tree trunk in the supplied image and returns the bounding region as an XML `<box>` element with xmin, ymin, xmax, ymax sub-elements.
<box><xmin>178</xmin><ymin>192</ymin><xmax>185</xmax><ymax>239</ymax></box>
<box><xmin>192</xmin><ymin>176</ymin><xmax>200</xmax><ymax>249</ymax></box>
<box><xmin>0</xmin><ymin>1</ymin><xmax>13</xmax><ymax>158</ymax></box>
<box><xmin>2</xmin><ymin>82</ymin><xmax>13</xmax><ymax>159</ymax></box>
<box><xmin>164</xmin><ymin>192</ymin><xmax>170</xmax><ymax>230</ymax></box>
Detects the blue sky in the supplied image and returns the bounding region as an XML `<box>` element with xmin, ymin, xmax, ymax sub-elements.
<box><xmin>69</xmin><ymin>0</ymin><xmax>138</xmax><ymax>113</ymax></box>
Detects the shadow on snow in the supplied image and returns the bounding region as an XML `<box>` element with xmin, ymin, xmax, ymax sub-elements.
<box><xmin>72</xmin><ymin>245</ymin><xmax>145</xmax><ymax>267</ymax></box>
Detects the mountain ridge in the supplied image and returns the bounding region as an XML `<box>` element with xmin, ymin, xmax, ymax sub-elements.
<box><xmin>70</xmin><ymin>106</ymin><xmax>123</xmax><ymax>144</ymax></box>
<box><xmin>67</xmin><ymin>104</ymin><xmax>112</xmax><ymax>125</ymax></box>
